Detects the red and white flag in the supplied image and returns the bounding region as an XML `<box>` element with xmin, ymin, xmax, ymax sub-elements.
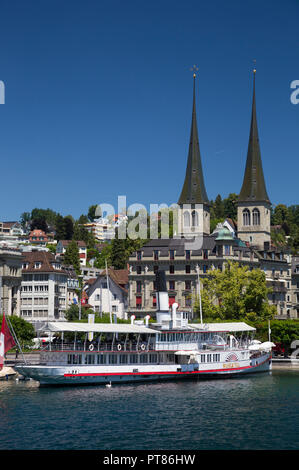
<box><xmin>0</xmin><ymin>313</ymin><xmax>16</xmax><ymax>369</ymax></box>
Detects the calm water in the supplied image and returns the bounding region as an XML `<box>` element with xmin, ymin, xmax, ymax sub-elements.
<box><xmin>0</xmin><ymin>368</ymin><xmax>298</xmax><ymax>450</ymax></box>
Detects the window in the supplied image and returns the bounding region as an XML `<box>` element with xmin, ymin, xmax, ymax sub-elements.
<box><xmin>136</xmin><ymin>281</ymin><xmax>142</xmax><ymax>293</ymax></box>
<box><xmin>119</xmin><ymin>355</ymin><xmax>127</xmax><ymax>364</ymax></box>
<box><xmin>97</xmin><ymin>354</ymin><xmax>106</xmax><ymax>364</ymax></box>
<box><xmin>109</xmin><ymin>354</ymin><xmax>117</xmax><ymax>364</ymax></box>
<box><xmin>130</xmin><ymin>354</ymin><xmax>139</xmax><ymax>364</ymax></box>
<box><xmin>224</xmin><ymin>245</ymin><xmax>230</xmax><ymax>256</ymax></box>
<box><xmin>154</xmin><ymin>250</ymin><xmax>159</xmax><ymax>261</ymax></box>
<box><xmin>243</xmin><ymin>209</ymin><xmax>251</xmax><ymax>226</ymax></box>
<box><xmin>184</xmin><ymin>211</ymin><xmax>190</xmax><ymax>227</ymax></box>
<box><xmin>136</xmin><ymin>296</ymin><xmax>142</xmax><ymax>309</ymax></box>
<box><xmin>169</xmin><ymin>265</ymin><xmax>175</xmax><ymax>274</ymax></box>
<box><xmin>136</xmin><ymin>266</ymin><xmax>141</xmax><ymax>274</ymax></box>
<box><xmin>201</xmin><ymin>355</ymin><xmax>206</xmax><ymax>363</ymax></box>
<box><xmin>252</xmin><ymin>208</ymin><xmax>260</xmax><ymax>225</ymax></box>
<box><xmin>191</xmin><ymin>210</ymin><xmax>198</xmax><ymax>227</ymax></box>
<box><xmin>169</xmin><ymin>250</ymin><xmax>175</xmax><ymax>260</ymax></box>
<box><xmin>185</xmin><ymin>280</ymin><xmax>191</xmax><ymax>290</ymax></box>
<box><xmin>152</xmin><ymin>295</ymin><xmax>156</xmax><ymax>307</ymax></box>
<box><xmin>137</xmin><ymin>251</ymin><xmax>142</xmax><ymax>260</ymax></box>
<box><xmin>185</xmin><ymin>250</ymin><xmax>190</xmax><ymax>260</ymax></box>
<box><xmin>186</xmin><ymin>265</ymin><xmax>191</xmax><ymax>274</ymax></box>
<box><xmin>169</xmin><ymin>280</ymin><xmax>175</xmax><ymax>290</ymax></box>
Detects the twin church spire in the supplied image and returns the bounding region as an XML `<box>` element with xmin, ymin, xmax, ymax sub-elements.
<box><xmin>178</xmin><ymin>66</ymin><xmax>270</xmax><ymax>247</ymax></box>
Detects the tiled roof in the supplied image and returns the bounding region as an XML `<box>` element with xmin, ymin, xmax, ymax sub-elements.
<box><xmin>60</xmin><ymin>240</ymin><xmax>86</xmax><ymax>248</ymax></box>
<box><xmin>22</xmin><ymin>250</ymin><xmax>68</xmax><ymax>274</ymax></box>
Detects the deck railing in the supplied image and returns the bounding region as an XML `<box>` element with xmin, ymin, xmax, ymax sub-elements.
<box><xmin>45</xmin><ymin>341</ymin><xmax>156</xmax><ymax>352</ymax></box>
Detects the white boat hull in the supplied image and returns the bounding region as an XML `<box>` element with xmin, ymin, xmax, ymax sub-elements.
<box><xmin>15</xmin><ymin>353</ymin><xmax>272</xmax><ymax>386</ymax></box>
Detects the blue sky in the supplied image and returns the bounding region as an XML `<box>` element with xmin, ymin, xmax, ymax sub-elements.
<box><xmin>0</xmin><ymin>0</ymin><xmax>298</xmax><ymax>221</ymax></box>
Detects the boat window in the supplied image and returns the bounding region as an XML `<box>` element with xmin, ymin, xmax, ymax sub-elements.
<box><xmin>201</xmin><ymin>355</ymin><xmax>206</xmax><ymax>363</ymax></box>
<box><xmin>85</xmin><ymin>354</ymin><xmax>95</xmax><ymax>365</ymax></box>
<box><xmin>140</xmin><ymin>354</ymin><xmax>148</xmax><ymax>364</ymax></box>
<box><xmin>207</xmin><ymin>354</ymin><xmax>212</xmax><ymax>363</ymax></box>
<box><xmin>149</xmin><ymin>354</ymin><xmax>158</xmax><ymax>363</ymax></box>
<box><xmin>97</xmin><ymin>354</ymin><xmax>106</xmax><ymax>364</ymax></box>
<box><xmin>67</xmin><ymin>354</ymin><xmax>82</xmax><ymax>365</ymax></box>
<box><xmin>109</xmin><ymin>354</ymin><xmax>117</xmax><ymax>364</ymax></box>
<box><xmin>130</xmin><ymin>354</ymin><xmax>139</xmax><ymax>364</ymax></box>
<box><xmin>119</xmin><ymin>354</ymin><xmax>128</xmax><ymax>364</ymax></box>
<box><xmin>213</xmin><ymin>354</ymin><xmax>220</xmax><ymax>362</ymax></box>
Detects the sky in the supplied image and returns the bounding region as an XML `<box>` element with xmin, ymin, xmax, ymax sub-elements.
<box><xmin>0</xmin><ymin>0</ymin><xmax>298</xmax><ymax>221</ymax></box>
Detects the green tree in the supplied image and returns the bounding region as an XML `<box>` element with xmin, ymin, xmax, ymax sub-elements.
<box><xmin>223</xmin><ymin>193</ymin><xmax>238</xmax><ymax>220</ymax></box>
<box><xmin>0</xmin><ymin>315</ymin><xmax>35</xmax><ymax>350</ymax></box>
<box><xmin>63</xmin><ymin>240</ymin><xmax>80</xmax><ymax>274</ymax></box>
<box><xmin>194</xmin><ymin>262</ymin><xmax>276</xmax><ymax>323</ymax></box>
<box><xmin>110</xmin><ymin>236</ymin><xmax>127</xmax><ymax>269</ymax></box>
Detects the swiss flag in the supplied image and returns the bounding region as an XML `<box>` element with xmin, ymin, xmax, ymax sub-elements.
<box><xmin>0</xmin><ymin>313</ymin><xmax>16</xmax><ymax>369</ymax></box>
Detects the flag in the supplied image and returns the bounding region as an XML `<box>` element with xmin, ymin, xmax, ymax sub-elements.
<box><xmin>0</xmin><ymin>313</ymin><xmax>16</xmax><ymax>369</ymax></box>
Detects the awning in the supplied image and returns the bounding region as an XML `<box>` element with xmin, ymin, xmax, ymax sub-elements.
<box><xmin>174</xmin><ymin>350</ymin><xmax>199</xmax><ymax>356</ymax></box>
<box><xmin>189</xmin><ymin>322</ymin><xmax>256</xmax><ymax>333</ymax></box>
<box><xmin>41</xmin><ymin>322</ymin><xmax>157</xmax><ymax>335</ymax></box>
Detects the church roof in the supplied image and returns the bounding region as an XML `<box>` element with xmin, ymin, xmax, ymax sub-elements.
<box><xmin>178</xmin><ymin>74</ymin><xmax>209</xmax><ymax>205</ymax></box>
<box><xmin>238</xmin><ymin>70</ymin><xmax>270</xmax><ymax>204</ymax></box>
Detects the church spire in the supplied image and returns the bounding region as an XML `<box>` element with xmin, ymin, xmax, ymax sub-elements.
<box><xmin>178</xmin><ymin>71</ymin><xmax>209</xmax><ymax>205</ymax></box>
<box><xmin>238</xmin><ymin>68</ymin><xmax>270</xmax><ymax>204</ymax></box>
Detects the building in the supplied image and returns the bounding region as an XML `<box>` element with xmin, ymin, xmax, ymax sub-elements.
<box><xmin>21</xmin><ymin>250</ymin><xmax>68</xmax><ymax>329</ymax></box>
<box><xmin>83</xmin><ymin>214</ymin><xmax>128</xmax><ymax>242</ymax></box>
<box><xmin>29</xmin><ymin>229</ymin><xmax>48</xmax><ymax>245</ymax></box>
<box><xmin>83</xmin><ymin>268</ymin><xmax>128</xmax><ymax>319</ymax></box>
<box><xmin>56</xmin><ymin>240</ymin><xmax>87</xmax><ymax>267</ymax></box>
<box><xmin>83</xmin><ymin>219</ymin><xmax>115</xmax><ymax>242</ymax></box>
<box><xmin>237</xmin><ymin>69</ymin><xmax>271</xmax><ymax>249</ymax></box>
<box><xmin>0</xmin><ymin>246</ymin><xmax>22</xmax><ymax>316</ymax></box>
<box><xmin>291</xmin><ymin>257</ymin><xmax>299</xmax><ymax>318</ymax></box>
<box><xmin>128</xmin><ymin>70</ymin><xmax>294</xmax><ymax>320</ymax></box>
<box><xmin>0</xmin><ymin>221</ymin><xmax>25</xmax><ymax>240</ymax></box>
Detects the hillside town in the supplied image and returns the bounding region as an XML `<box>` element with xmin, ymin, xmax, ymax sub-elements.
<box><xmin>0</xmin><ymin>72</ymin><xmax>298</xmax><ymax>334</ymax></box>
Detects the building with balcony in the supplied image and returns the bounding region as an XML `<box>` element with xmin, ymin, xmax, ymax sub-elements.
<box><xmin>21</xmin><ymin>250</ymin><xmax>68</xmax><ymax>329</ymax></box>
<box><xmin>0</xmin><ymin>246</ymin><xmax>22</xmax><ymax>316</ymax></box>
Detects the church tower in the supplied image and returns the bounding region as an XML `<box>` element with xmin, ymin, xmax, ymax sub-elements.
<box><xmin>237</xmin><ymin>68</ymin><xmax>271</xmax><ymax>249</ymax></box>
<box><xmin>178</xmin><ymin>71</ymin><xmax>210</xmax><ymax>237</ymax></box>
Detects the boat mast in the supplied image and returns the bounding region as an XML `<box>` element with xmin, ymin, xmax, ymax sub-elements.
<box><xmin>105</xmin><ymin>259</ymin><xmax>112</xmax><ymax>324</ymax></box>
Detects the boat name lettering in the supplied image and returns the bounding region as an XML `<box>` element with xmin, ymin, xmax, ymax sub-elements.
<box><xmin>223</xmin><ymin>362</ymin><xmax>239</xmax><ymax>369</ymax></box>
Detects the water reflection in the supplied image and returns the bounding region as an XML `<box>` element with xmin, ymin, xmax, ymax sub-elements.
<box><xmin>0</xmin><ymin>370</ymin><xmax>298</xmax><ymax>450</ymax></box>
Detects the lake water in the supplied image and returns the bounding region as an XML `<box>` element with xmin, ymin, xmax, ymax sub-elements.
<box><xmin>0</xmin><ymin>368</ymin><xmax>298</xmax><ymax>451</ymax></box>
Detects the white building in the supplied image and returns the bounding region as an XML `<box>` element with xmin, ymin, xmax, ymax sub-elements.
<box><xmin>84</xmin><ymin>268</ymin><xmax>128</xmax><ymax>319</ymax></box>
<box><xmin>21</xmin><ymin>250</ymin><xmax>68</xmax><ymax>329</ymax></box>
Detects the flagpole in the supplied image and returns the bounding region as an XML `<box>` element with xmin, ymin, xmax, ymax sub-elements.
<box><xmin>6</xmin><ymin>314</ymin><xmax>27</xmax><ymax>365</ymax></box>
<box><xmin>105</xmin><ymin>259</ymin><xmax>112</xmax><ymax>324</ymax></box>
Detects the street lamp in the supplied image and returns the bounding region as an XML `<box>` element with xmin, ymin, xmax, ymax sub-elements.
<box><xmin>195</xmin><ymin>264</ymin><xmax>203</xmax><ymax>327</ymax></box>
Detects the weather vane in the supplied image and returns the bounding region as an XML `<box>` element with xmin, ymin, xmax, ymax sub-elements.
<box><xmin>190</xmin><ymin>64</ymin><xmax>199</xmax><ymax>77</ymax></box>
<box><xmin>253</xmin><ymin>59</ymin><xmax>256</xmax><ymax>74</ymax></box>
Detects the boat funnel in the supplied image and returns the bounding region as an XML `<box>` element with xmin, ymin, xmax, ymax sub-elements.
<box><xmin>172</xmin><ymin>302</ymin><xmax>179</xmax><ymax>328</ymax></box>
<box><xmin>155</xmin><ymin>270</ymin><xmax>171</xmax><ymax>326</ymax></box>
<box><xmin>130</xmin><ymin>315</ymin><xmax>136</xmax><ymax>325</ymax></box>
<box><xmin>144</xmin><ymin>315</ymin><xmax>151</xmax><ymax>327</ymax></box>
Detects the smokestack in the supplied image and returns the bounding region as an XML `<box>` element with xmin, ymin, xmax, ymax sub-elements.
<box><xmin>155</xmin><ymin>270</ymin><xmax>169</xmax><ymax>312</ymax></box>
<box><xmin>172</xmin><ymin>302</ymin><xmax>178</xmax><ymax>328</ymax></box>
